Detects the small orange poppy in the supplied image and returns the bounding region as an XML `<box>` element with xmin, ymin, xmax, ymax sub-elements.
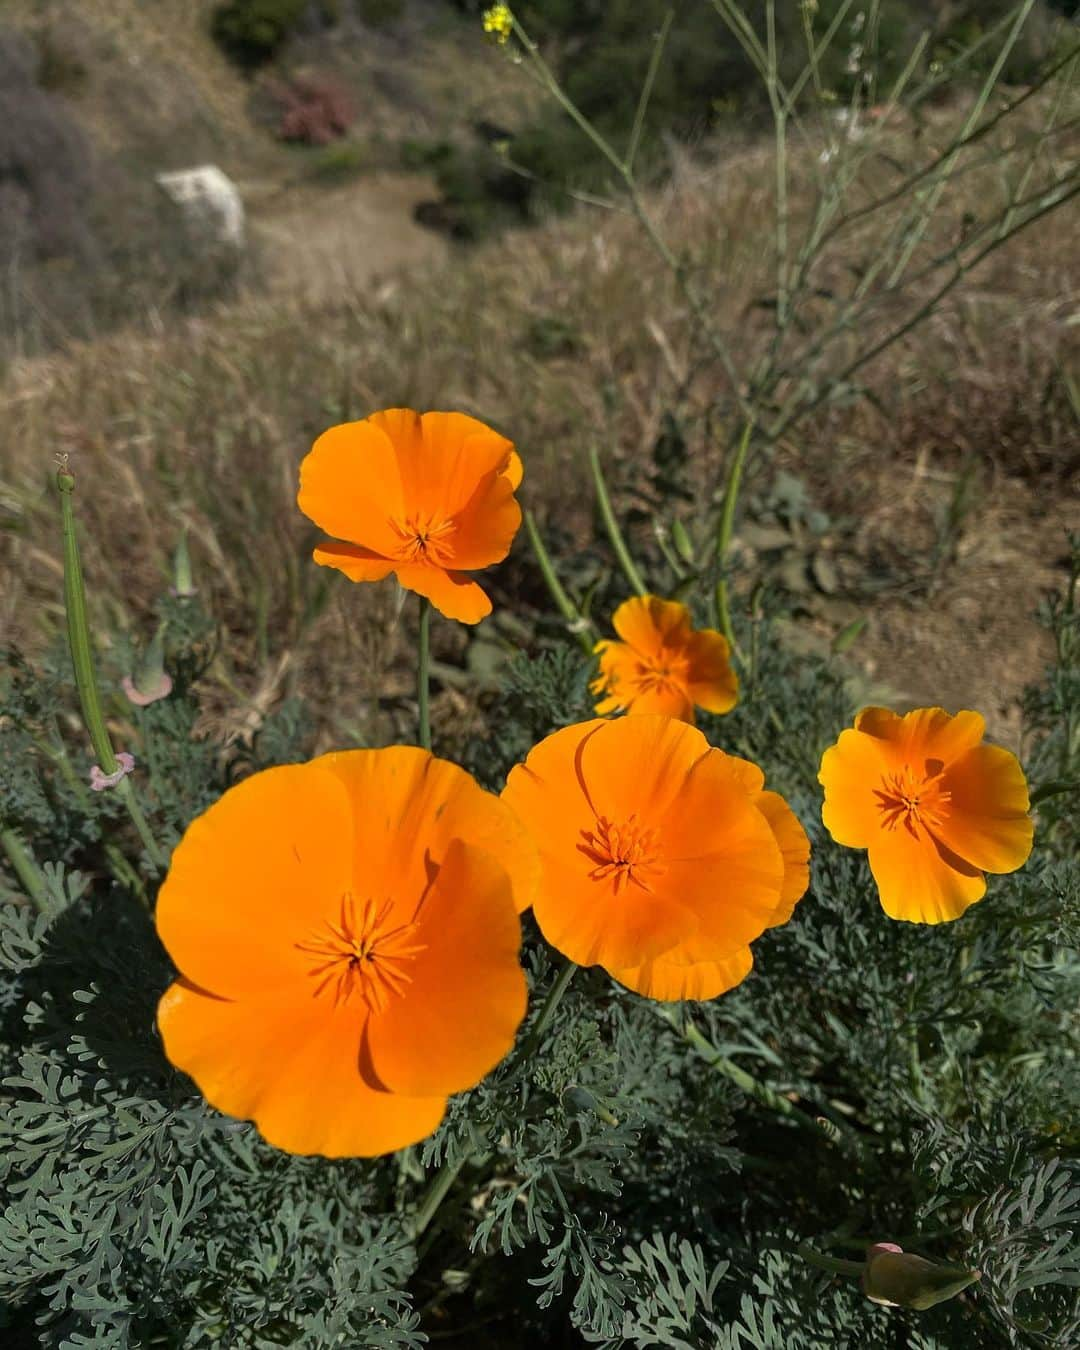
<box><xmin>156</xmin><ymin>748</ymin><xmax>537</xmax><ymax>1157</ymax></box>
<box><xmin>592</xmin><ymin>595</ymin><xmax>738</xmax><ymax>724</ymax></box>
<box><xmin>500</xmin><ymin>715</ymin><xmax>809</xmax><ymax>1001</ymax></box>
<box><xmin>297</xmin><ymin>408</ymin><xmax>523</xmax><ymax>624</ymax></box>
<box><xmin>818</xmin><ymin>706</ymin><xmax>1033</xmax><ymax>923</ymax></box>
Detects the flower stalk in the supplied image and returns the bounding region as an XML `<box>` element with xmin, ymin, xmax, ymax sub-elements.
<box><xmin>0</xmin><ymin>826</ymin><xmax>50</xmax><ymax>913</ymax></box>
<box><xmin>589</xmin><ymin>445</ymin><xmax>648</xmax><ymax>598</ymax></box>
<box><xmin>666</xmin><ymin>1009</ymin><xmax>866</xmax><ymax>1157</ymax></box>
<box><xmin>714</xmin><ymin>421</ymin><xmax>753</xmax><ymax>665</ymax></box>
<box><xmin>523</xmin><ymin>509</ymin><xmax>594</xmax><ymax>655</ymax></box>
<box><xmin>56</xmin><ymin>467</ymin><xmax>167</xmax><ymax>877</ymax></box>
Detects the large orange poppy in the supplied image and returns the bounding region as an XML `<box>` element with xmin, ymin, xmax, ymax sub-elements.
<box><xmin>500</xmin><ymin>715</ymin><xmax>809</xmax><ymax>1001</ymax></box>
<box><xmin>156</xmin><ymin>748</ymin><xmax>537</xmax><ymax>1157</ymax></box>
<box><xmin>818</xmin><ymin>706</ymin><xmax>1033</xmax><ymax>923</ymax></box>
<box><xmin>592</xmin><ymin>595</ymin><xmax>738</xmax><ymax>724</ymax></box>
<box><xmin>297</xmin><ymin>408</ymin><xmax>523</xmax><ymax>625</ymax></box>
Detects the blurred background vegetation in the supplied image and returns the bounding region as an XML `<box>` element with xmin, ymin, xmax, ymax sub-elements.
<box><xmin>0</xmin><ymin>0</ymin><xmax>1077</xmax><ymax>755</ymax></box>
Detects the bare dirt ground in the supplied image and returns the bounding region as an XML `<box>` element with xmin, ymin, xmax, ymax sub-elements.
<box><xmin>252</xmin><ymin>172</ymin><xmax>447</xmax><ymax>302</ymax></box>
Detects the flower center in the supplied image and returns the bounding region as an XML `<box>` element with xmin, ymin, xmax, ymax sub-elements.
<box><xmin>631</xmin><ymin>648</ymin><xmax>689</xmax><ymax>697</ymax></box>
<box><xmin>873</xmin><ymin>761</ymin><xmax>951</xmax><ymax>838</ymax></box>
<box><xmin>578</xmin><ymin>813</ymin><xmax>666</xmax><ymax>894</ymax></box>
<box><xmin>390</xmin><ymin>514</ymin><xmax>456</xmax><ymax>566</ymax></box>
<box><xmin>296</xmin><ymin>893</ymin><xmax>425</xmax><ymax>1013</ymax></box>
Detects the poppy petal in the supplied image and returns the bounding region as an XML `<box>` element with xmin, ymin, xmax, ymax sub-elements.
<box><xmin>856</xmin><ymin>706</ymin><xmax>986</xmax><ymax>768</ymax></box>
<box><xmin>614</xmin><ymin>680</ymin><xmax>696</xmax><ymax>721</ymax></box>
<box><xmin>297</xmin><ymin>420</ymin><xmax>405</xmax><ymax>555</ymax></box>
<box><xmin>610</xmin><ymin>945</ymin><xmax>753</xmax><ymax>1001</ymax></box>
<box><xmin>158</xmin><ymin>980</ymin><xmax>445</xmax><ymax>1157</ymax></box>
<box><xmin>578</xmin><ymin>714</ymin><xmax>710</xmax><ymax>825</ymax></box>
<box><xmin>756</xmin><ymin>790</ymin><xmax>811</xmax><ymax>926</ymax></box>
<box><xmin>937</xmin><ymin>744</ymin><xmax>1033</xmax><ymax>874</ymax></box>
<box><xmin>312</xmin><ymin>540</ymin><xmax>395</xmax><ymax>582</ymax></box>
<box><xmin>404</xmin><ymin>412</ymin><xmax>515</xmax><ymax>517</ymax></box>
<box><xmin>819</xmin><ymin>727</ymin><xmax>893</xmax><ymax>848</ymax></box>
<box><xmin>446</xmin><ymin>468</ymin><xmax>523</xmax><ymax>570</ymax></box>
<box><xmin>393</xmin><ymin>562</ymin><xmax>492</xmax><ymax>624</ymax></box>
<box><xmin>155</xmin><ymin>763</ymin><xmax>354</xmax><ymax>998</ymax></box>
<box><xmin>867</xmin><ymin>827</ymin><xmax>986</xmax><ymax>923</ymax></box>
<box><xmin>503</xmin><ymin>450</ymin><xmax>524</xmax><ymax>491</ymax></box>
<box><xmin>364</xmin><ymin>841</ymin><xmax>526</xmax><ymax>1096</ymax></box>
<box><xmin>684</xmin><ymin>630</ymin><xmax>739</xmax><ymax>714</ymax></box>
<box><xmin>612</xmin><ymin>595</ymin><xmax>691</xmax><ymax>656</ymax></box>
<box><xmin>317</xmin><ymin>746</ymin><xmax>539</xmax><ymax>918</ymax></box>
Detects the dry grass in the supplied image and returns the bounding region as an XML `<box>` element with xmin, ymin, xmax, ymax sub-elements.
<box><xmin>1</xmin><ymin>87</ymin><xmax>1077</xmax><ymax>750</ymax></box>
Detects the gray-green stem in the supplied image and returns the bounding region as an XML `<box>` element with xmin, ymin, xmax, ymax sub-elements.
<box><xmin>523</xmin><ymin>509</ymin><xmax>594</xmax><ymax>655</ymax></box>
<box><xmin>714</xmin><ymin>421</ymin><xmax>753</xmax><ymax>664</ymax></box>
<box><xmin>589</xmin><ymin>446</ymin><xmax>648</xmax><ymax>598</ymax></box>
<box><xmin>57</xmin><ymin>469</ymin><xmax>166</xmax><ymax>879</ymax></box>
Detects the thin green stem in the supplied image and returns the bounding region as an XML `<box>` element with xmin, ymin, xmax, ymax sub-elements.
<box><xmin>714</xmin><ymin>421</ymin><xmax>753</xmax><ymax>665</ymax></box>
<box><xmin>413</xmin><ymin>1151</ymin><xmax>468</xmax><ymax>1238</ymax></box>
<box><xmin>796</xmin><ymin>1243</ymin><xmax>866</xmax><ymax>1279</ymax></box>
<box><xmin>57</xmin><ymin>468</ymin><xmax>167</xmax><ymax>878</ymax></box>
<box><xmin>524</xmin><ymin>509</ymin><xmax>594</xmax><ymax>654</ymax></box>
<box><xmin>417</xmin><ymin>596</ymin><xmax>432</xmax><ymax>752</ymax></box>
<box><xmin>413</xmin><ymin>962</ymin><xmax>578</xmax><ymax>1240</ymax></box>
<box><xmin>886</xmin><ymin>0</ymin><xmax>1036</xmax><ymax>289</ymax></box>
<box><xmin>675</xmin><ymin>1013</ymin><xmax>841</xmax><ymax>1146</ymax></box>
<box><xmin>58</xmin><ymin>470</ymin><xmax>115</xmax><ymax>776</ymax></box>
<box><xmin>0</xmin><ymin>826</ymin><xmax>50</xmax><ymax>913</ymax></box>
<box><xmin>626</xmin><ymin>7</ymin><xmax>674</xmax><ymax>174</ymax></box>
<box><xmin>589</xmin><ymin>446</ymin><xmax>648</xmax><ymax>598</ymax></box>
<box><xmin>518</xmin><ymin>960</ymin><xmax>577</xmax><ymax>1064</ymax></box>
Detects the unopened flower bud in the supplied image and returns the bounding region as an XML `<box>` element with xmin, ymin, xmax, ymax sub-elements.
<box><xmin>863</xmin><ymin>1243</ymin><xmax>981</xmax><ymax>1311</ymax></box>
<box><xmin>122</xmin><ymin>623</ymin><xmax>173</xmax><ymax>706</ymax></box>
<box><xmin>171</xmin><ymin>531</ymin><xmax>196</xmax><ymax>599</ymax></box>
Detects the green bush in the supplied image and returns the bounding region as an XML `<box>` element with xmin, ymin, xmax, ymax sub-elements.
<box><xmin>211</xmin><ymin>0</ymin><xmax>308</xmax><ymax>66</ymax></box>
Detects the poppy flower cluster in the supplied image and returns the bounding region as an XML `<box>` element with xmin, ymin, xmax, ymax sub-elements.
<box><xmin>153</xmin><ymin>405</ymin><xmax>1036</xmax><ymax>1159</ymax></box>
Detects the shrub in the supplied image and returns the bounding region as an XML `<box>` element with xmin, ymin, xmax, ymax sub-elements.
<box><xmin>269</xmin><ymin>72</ymin><xmax>353</xmax><ymax>144</ymax></box>
<box><xmin>211</xmin><ymin>0</ymin><xmax>308</xmax><ymax>66</ymax></box>
<box><xmin>0</xmin><ymin>28</ymin><xmax>93</xmax><ymax>262</ymax></box>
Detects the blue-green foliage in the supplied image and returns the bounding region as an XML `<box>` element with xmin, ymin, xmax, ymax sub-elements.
<box><xmin>2</xmin><ymin>546</ymin><xmax>1079</xmax><ymax>1345</ymax></box>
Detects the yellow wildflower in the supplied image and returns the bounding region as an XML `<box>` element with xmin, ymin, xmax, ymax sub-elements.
<box><xmin>482</xmin><ymin>4</ymin><xmax>514</xmax><ymax>45</ymax></box>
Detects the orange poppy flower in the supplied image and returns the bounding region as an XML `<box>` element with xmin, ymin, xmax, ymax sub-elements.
<box><xmin>818</xmin><ymin>707</ymin><xmax>1033</xmax><ymax>924</ymax></box>
<box><xmin>297</xmin><ymin>408</ymin><xmax>523</xmax><ymax>625</ymax></box>
<box><xmin>156</xmin><ymin>747</ymin><xmax>537</xmax><ymax>1157</ymax></box>
<box><xmin>500</xmin><ymin>715</ymin><xmax>809</xmax><ymax>1001</ymax></box>
<box><xmin>591</xmin><ymin>595</ymin><xmax>738</xmax><ymax>724</ymax></box>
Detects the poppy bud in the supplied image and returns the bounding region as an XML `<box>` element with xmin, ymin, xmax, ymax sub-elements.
<box><xmin>122</xmin><ymin>623</ymin><xmax>173</xmax><ymax>706</ymax></box>
<box><xmin>171</xmin><ymin>531</ymin><xmax>196</xmax><ymax>599</ymax></box>
<box><xmin>863</xmin><ymin>1242</ymin><xmax>981</xmax><ymax>1310</ymax></box>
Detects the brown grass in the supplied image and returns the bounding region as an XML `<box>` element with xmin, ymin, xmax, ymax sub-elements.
<box><xmin>1</xmin><ymin>88</ymin><xmax>1077</xmax><ymax>750</ymax></box>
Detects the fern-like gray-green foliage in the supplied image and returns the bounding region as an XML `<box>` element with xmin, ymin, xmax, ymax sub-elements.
<box><xmin>2</xmin><ymin>544</ymin><xmax>1079</xmax><ymax>1346</ymax></box>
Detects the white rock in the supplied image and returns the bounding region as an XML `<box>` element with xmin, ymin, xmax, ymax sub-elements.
<box><xmin>155</xmin><ymin>165</ymin><xmax>244</xmax><ymax>249</ymax></box>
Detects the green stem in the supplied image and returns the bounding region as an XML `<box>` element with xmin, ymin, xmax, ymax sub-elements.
<box><xmin>0</xmin><ymin>826</ymin><xmax>50</xmax><ymax>913</ymax></box>
<box><xmin>58</xmin><ymin>470</ymin><xmax>116</xmax><ymax>776</ymax></box>
<box><xmin>56</xmin><ymin>469</ymin><xmax>166</xmax><ymax>878</ymax></box>
<box><xmin>667</xmin><ymin>1010</ymin><xmax>869</xmax><ymax>1159</ymax></box>
<box><xmin>625</xmin><ymin>7</ymin><xmax>674</xmax><ymax>173</ymax></box>
<box><xmin>413</xmin><ymin>1151</ymin><xmax>468</xmax><ymax>1238</ymax></box>
<box><xmin>523</xmin><ymin>509</ymin><xmax>595</xmax><ymax>655</ymax></box>
<box><xmin>796</xmin><ymin>1243</ymin><xmax>866</xmax><ymax>1279</ymax></box>
<box><xmin>417</xmin><ymin>597</ymin><xmax>431</xmax><ymax>752</ymax></box>
<box><xmin>589</xmin><ymin>446</ymin><xmax>648</xmax><ymax>598</ymax></box>
<box><xmin>518</xmin><ymin>960</ymin><xmax>577</xmax><ymax>1063</ymax></box>
<box><xmin>714</xmin><ymin>422</ymin><xmax>753</xmax><ymax>664</ymax></box>
<box><xmin>413</xmin><ymin>963</ymin><xmax>578</xmax><ymax>1239</ymax></box>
